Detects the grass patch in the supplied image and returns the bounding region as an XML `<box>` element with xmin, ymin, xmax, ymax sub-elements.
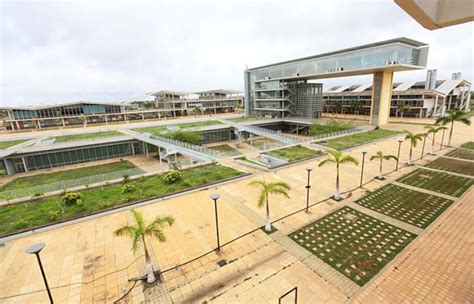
<box><xmin>177</xmin><ymin>120</ymin><xmax>223</xmax><ymax>129</ymax></box>
<box><xmin>0</xmin><ymin>139</ymin><xmax>29</xmax><ymax>149</ymax></box>
<box><xmin>309</xmin><ymin>119</ymin><xmax>354</xmax><ymax>136</ymax></box>
<box><xmin>425</xmin><ymin>157</ymin><xmax>474</xmax><ymax>177</ymax></box>
<box><xmin>236</xmin><ymin>157</ymin><xmax>265</xmax><ymax>167</ymax></box>
<box><xmin>208</xmin><ymin>144</ymin><xmax>240</xmax><ymax>156</ymax></box>
<box><xmin>444</xmin><ymin>148</ymin><xmax>474</xmax><ymax>161</ymax></box>
<box><xmin>289</xmin><ymin>206</ymin><xmax>416</xmax><ymax>286</ymax></box>
<box><xmin>54</xmin><ymin>131</ymin><xmax>123</xmax><ymax>143</ymax></box>
<box><xmin>316</xmin><ymin>129</ymin><xmax>400</xmax><ymax>151</ymax></box>
<box><xmin>134</xmin><ymin>120</ymin><xmax>222</xmax><ymax>134</ymax></box>
<box><xmin>461</xmin><ymin>142</ymin><xmax>474</xmax><ymax>150</ymax></box>
<box><xmin>397</xmin><ymin>168</ymin><xmax>474</xmax><ymax>198</ymax></box>
<box><xmin>355</xmin><ymin>184</ymin><xmax>453</xmax><ymax>229</ymax></box>
<box><xmin>246</xmin><ymin>138</ymin><xmax>281</xmax><ymax>150</ymax></box>
<box><xmin>227</xmin><ymin>117</ymin><xmax>265</xmax><ymax>123</ymax></box>
<box><xmin>266</xmin><ymin>145</ymin><xmax>324</xmax><ymax>162</ymax></box>
<box><xmin>0</xmin><ymin>161</ymin><xmax>137</xmax><ymax>192</ymax></box>
<box><xmin>0</xmin><ymin>164</ymin><xmax>244</xmax><ymax>236</ymax></box>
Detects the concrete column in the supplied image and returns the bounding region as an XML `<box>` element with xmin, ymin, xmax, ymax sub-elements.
<box><xmin>105</xmin><ymin>115</ymin><xmax>108</xmax><ymax>125</ymax></box>
<box><xmin>15</xmin><ymin>121</ymin><xmax>20</xmax><ymax>130</ymax></box>
<box><xmin>10</xmin><ymin>121</ymin><xmax>15</xmax><ymax>130</ymax></box>
<box><xmin>141</xmin><ymin>113</ymin><xmax>145</xmax><ymax>120</ymax></box>
<box><xmin>62</xmin><ymin>118</ymin><xmax>66</xmax><ymax>127</ymax></box>
<box><xmin>369</xmin><ymin>71</ymin><xmax>393</xmax><ymax>126</ymax></box>
<box><xmin>37</xmin><ymin>120</ymin><xmax>42</xmax><ymax>129</ymax></box>
<box><xmin>433</xmin><ymin>95</ymin><xmax>439</xmax><ymax>117</ymax></box>
<box><xmin>22</xmin><ymin>157</ymin><xmax>28</xmax><ymax>173</ymax></box>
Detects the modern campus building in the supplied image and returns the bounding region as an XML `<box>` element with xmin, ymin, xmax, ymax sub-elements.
<box><xmin>245</xmin><ymin>37</ymin><xmax>429</xmax><ymax>125</ymax></box>
<box><xmin>1</xmin><ymin>89</ymin><xmax>244</xmax><ymax>130</ymax></box>
<box><xmin>152</xmin><ymin>89</ymin><xmax>243</xmax><ymax>114</ymax></box>
<box><xmin>323</xmin><ymin>71</ymin><xmax>471</xmax><ymax>118</ymax></box>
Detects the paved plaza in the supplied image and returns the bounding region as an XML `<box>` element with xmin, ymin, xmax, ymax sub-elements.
<box><xmin>0</xmin><ymin>120</ymin><xmax>472</xmax><ymax>303</ymax></box>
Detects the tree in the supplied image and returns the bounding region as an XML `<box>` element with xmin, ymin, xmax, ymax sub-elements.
<box><xmin>397</xmin><ymin>104</ymin><xmax>410</xmax><ymax>119</ymax></box>
<box><xmin>424</xmin><ymin>125</ymin><xmax>448</xmax><ymax>154</ymax></box>
<box><xmin>114</xmin><ymin>209</ymin><xmax>175</xmax><ymax>283</ymax></box>
<box><xmin>248</xmin><ymin>180</ymin><xmax>291</xmax><ymax>232</ymax></box>
<box><xmin>403</xmin><ymin>130</ymin><xmax>423</xmax><ymax>165</ymax></box>
<box><xmin>352</xmin><ymin>100</ymin><xmax>362</xmax><ymax>115</ymax></box>
<box><xmin>318</xmin><ymin>150</ymin><xmax>359</xmax><ymax>200</ymax></box>
<box><xmin>435</xmin><ymin>110</ymin><xmax>471</xmax><ymax>147</ymax></box>
<box><xmin>334</xmin><ymin>101</ymin><xmax>343</xmax><ymax>115</ymax></box>
<box><xmin>370</xmin><ymin>151</ymin><xmax>397</xmax><ymax>180</ymax></box>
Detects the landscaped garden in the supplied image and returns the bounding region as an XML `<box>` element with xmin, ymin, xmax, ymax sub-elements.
<box><xmin>0</xmin><ymin>164</ymin><xmax>245</xmax><ymax>236</ymax></box>
<box><xmin>308</xmin><ymin>119</ymin><xmax>354</xmax><ymax>136</ymax></box>
<box><xmin>397</xmin><ymin>168</ymin><xmax>474</xmax><ymax>198</ymax></box>
<box><xmin>315</xmin><ymin>129</ymin><xmax>400</xmax><ymax>151</ymax></box>
<box><xmin>425</xmin><ymin>157</ymin><xmax>474</xmax><ymax>177</ymax></box>
<box><xmin>0</xmin><ymin>161</ymin><xmax>137</xmax><ymax>192</ymax></box>
<box><xmin>355</xmin><ymin>184</ymin><xmax>454</xmax><ymax>229</ymax></box>
<box><xmin>289</xmin><ymin>206</ymin><xmax>416</xmax><ymax>286</ymax></box>
<box><xmin>53</xmin><ymin>131</ymin><xmax>123</xmax><ymax>143</ymax></box>
<box><xmin>134</xmin><ymin>120</ymin><xmax>222</xmax><ymax>134</ymax></box>
<box><xmin>444</xmin><ymin>148</ymin><xmax>474</xmax><ymax>161</ymax></box>
<box><xmin>208</xmin><ymin>144</ymin><xmax>240</xmax><ymax>156</ymax></box>
<box><xmin>265</xmin><ymin>145</ymin><xmax>324</xmax><ymax>162</ymax></box>
<box><xmin>246</xmin><ymin>138</ymin><xmax>281</xmax><ymax>150</ymax></box>
<box><xmin>0</xmin><ymin>139</ymin><xmax>29</xmax><ymax>149</ymax></box>
<box><xmin>460</xmin><ymin>142</ymin><xmax>474</xmax><ymax>150</ymax></box>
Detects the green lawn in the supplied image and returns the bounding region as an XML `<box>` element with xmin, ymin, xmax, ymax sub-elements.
<box><xmin>236</xmin><ymin>157</ymin><xmax>265</xmax><ymax>168</ymax></box>
<box><xmin>208</xmin><ymin>144</ymin><xmax>240</xmax><ymax>156</ymax></box>
<box><xmin>266</xmin><ymin>145</ymin><xmax>324</xmax><ymax>162</ymax></box>
<box><xmin>227</xmin><ymin>117</ymin><xmax>265</xmax><ymax>123</ymax></box>
<box><xmin>0</xmin><ymin>139</ymin><xmax>29</xmax><ymax>149</ymax></box>
<box><xmin>289</xmin><ymin>206</ymin><xmax>416</xmax><ymax>286</ymax></box>
<box><xmin>54</xmin><ymin>131</ymin><xmax>122</xmax><ymax>143</ymax></box>
<box><xmin>444</xmin><ymin>148</ymin><xmax>474</xmax><ymax>161</ymax></box>
<box><xmin>0</xmin><ymin>164</ymin><xmax>245</xmax><ymax>236</ymax></box>
<box><xmin>461</xmin><ymin>142</ymin><xmax>474</xmax><ymax>150</ymax></box>
<box><xmin>0</xmin><ymin>161</ymin><xmax>137</xmax><ymax>192</ymax></box>
<box><xmin>397</xmin><ymin>168</ymin><xmax>474</xmax><ymax>198</ymax></box>
<box><xmin>246</xmin><ymin>138</ymin><xmax>281</xmax><ymax>150</ymax></box>
<box><xmin>134</xmin><ymin>120</ymin><xmax>222</xmax><ymax>134</ymax></box>
<box><xmin>309</xmin><ymin>119</ymin><xmax>354</xmax><ymax>136</ymax></box>
<box><xmin>355</xmin><ymin>184</ymin><xmax>453</xmax><ymax>229</ymax></box>
<box><xmin>315</xmin><ymin>129</ymin><xmax>401</xmax><ymax>151</ymax></box>
<box><xmin>425</xmin><ymin>157</ymin><xmax>474</xmax><ymax>177</ymax></box>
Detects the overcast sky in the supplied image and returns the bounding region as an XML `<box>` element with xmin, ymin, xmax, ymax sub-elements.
<box><xmin>1</xmin><ymin>0</ymin><xmax>473</xmax><ymax>106</ymax></box>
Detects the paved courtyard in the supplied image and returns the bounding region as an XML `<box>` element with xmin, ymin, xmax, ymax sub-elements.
<box><xmin>0</xmin><ymin>120</ymin><xmax>472</xmax><ymax>303</ymax></box>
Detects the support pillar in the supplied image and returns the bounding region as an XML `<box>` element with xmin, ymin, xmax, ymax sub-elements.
<box><xmin>369</xmin><ymin>71</ymin><xmax>393</xmax><ymax>126</ymax></box>
<box><xmin>105</xmin><ymin>115</ymin><xmax>108</xmax><ymax>125</ymax></box>
<box><xmin>62</xmin><ymin>118</ymin><xmax>66</xmax><ymax>127</ymax></box>
<box><xmin>37</xmin><ymin>120</ymin><xmax>42</xmax><ymax>129</ymax></box>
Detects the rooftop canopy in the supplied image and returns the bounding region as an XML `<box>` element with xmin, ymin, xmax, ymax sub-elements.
<box><xmin>194</xmin><ymin>89</ymin><xmax>241</xmax><ymax>95</ymax></box>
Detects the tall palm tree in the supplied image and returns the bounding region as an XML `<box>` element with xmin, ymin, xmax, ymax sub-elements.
<box><xmin>318</xmin><ymin>150</ymin><xmax>359</xmax><ymax>200</ymax></box>
<box><xmin>424</xmin><ymin>125</ymin><xmax>448</xmax><ymax>154</ymax></box>
<box><xmin>370</xmin><ymin>151</ymin><xmax>397</xmax><ymax>180</ymax></box>
<box><xmin>403</xmin><ymin>130</ymin><xmax>423</xmax><ymax>165</ymax></box>
<box><xmin>114</xmin><ymin>209</ymin><xmax>175</xmax><ymax>283</ymax></box>
<box><xmin>435</xmin><ymin>110</ymin><xmax>471</xmax><ymax>147</ymax></box>
<box><xmin>248</xmin><ymin>180</ymin><xmax>291</xmax><ymax>232</ymax></box>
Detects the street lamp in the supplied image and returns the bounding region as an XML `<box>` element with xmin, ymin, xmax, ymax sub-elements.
<box><xmin>305</xmin><ymin>167</ymin><xmax>312</xmax><ymax>213</ymax></box>
<box><xmin>396</xmin><ymin>139</ymin><xmax>403</xmax><ymax>171</ymax></box>
<box><xmin>421</xmin><ymin>133</ymin><xmax>427</xmax><ymax>159</ymax></box>
<box><xmin>209</xmin><ymin>193</ymin><xmax>221</xmax><ymax>252</ymax></box>
<box><xmin>25</xmin><ymin>242</ymin><xmax>54</xmax><ymax>304</ymax></box>
<box><xmin>360</xmin><ymin>151</ymin><xmax>368</xmax><ymax>187</ymax></box>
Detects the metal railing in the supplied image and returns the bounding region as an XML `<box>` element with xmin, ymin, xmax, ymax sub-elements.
<box><xmin>310</xmin><ymin>125</ymin><xmax>374</xmax><ymax>142</ymax></box>
<box><xmin>0</xmin><ymin>167</ymin><xmax>144</xmax><ymax>201</ymax></box>
<box><xmin>243</xmin><ymin>125</ymin><xmax>302</xmax><ymax>144</ymax></box>
<box><xmin>150</xmin><ymin>134</ymin><xmax>224</xmax><ymax>158</ymax></box>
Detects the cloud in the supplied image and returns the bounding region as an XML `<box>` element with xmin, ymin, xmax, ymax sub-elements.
<box><xmin>1</xmin><ymin>0</ymin><xmax>472</xmax><ymax>106</ymax></box>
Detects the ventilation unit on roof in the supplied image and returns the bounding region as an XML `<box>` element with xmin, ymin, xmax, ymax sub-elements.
<box><xmin>451</xmin><ymin>72</ymin><xmax>461</xmax><ymax>80</ymax></box>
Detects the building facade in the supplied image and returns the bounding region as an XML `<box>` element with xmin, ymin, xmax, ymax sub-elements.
<box><xmin>323</xmin><ymin>72</ymin><xmax>471</xmax><ymax>118</ymax></box>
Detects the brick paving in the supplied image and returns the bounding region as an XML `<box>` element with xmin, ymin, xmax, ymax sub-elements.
<box><xmin>353</xmin><ymin>189</ymin><xmax>474</xmax><ymax>304</ymax></box>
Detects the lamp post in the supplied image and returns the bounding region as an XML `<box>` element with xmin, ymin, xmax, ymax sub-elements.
<box><xmin>360</xmin><ymin>151</ymin><xmax>368</xmax><ymax>187</ymax></box>
<box><xmin>25</xmin><ymin>242</ymin><xmax>54</xmax><ymax>304</ymax></box>
<box><xmin>421</xmin><ymin>133</ymin><xmax>427</xmax><ymax>159</ymax></box>
<box><xmin>209</xmin><ymin>193</ymin><xmax>221</xmax><ymax>252</ymax></box>
<box><xmin>396</xmin><ymin>139</ymin><xmax>403</xmax><ymax>171</ymax></box>
<box><xmin>305</xmin><ymin>167</ymin><xmax>312</xmax><ymax>213</ymax></box>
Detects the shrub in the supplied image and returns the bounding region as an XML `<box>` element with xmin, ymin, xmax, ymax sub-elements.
<box><xmin>163</xmin><ymin>170</ymin><xmax>181</xmax><ymax>184</ymax></box>
<box><xmin>62</xmin><ymin>192</ymin><xmax>84</xmax><ymax>207</ymax></box>
<box><xmin>162</xmin><ymin>130</ymin><xmax>202</xmax><ymax>145</ymax></box>
<box><xmin>123</xmin><ymin>174</ymin><xmax>130</xmax><ymax>183</ymax></box>
<box><xmin>48</xmin><ymin>210</ymin><xmax>61</xmax><ymax>221</ymax></box>
<box><xmin>31</xmin><ymin>192</ymin><xmax>44</xmax><ymax>199</ymax></box>
<box><xmin>14</xmin><ymin>219</ymin><xmax>30</xmax><ymax>229</ymax></box>
<box><xmin>122</xmin><ymin>183</ymin><xmax>136</xmax><ymax>194</ymax></box>
<box><xmin>0</xmin><ymin>169</ymin><xmax>7</xmax><ymax>176</ymax></box>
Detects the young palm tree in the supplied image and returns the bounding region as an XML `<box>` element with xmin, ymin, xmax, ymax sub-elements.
<box><xmin>424</xmin><ymin>125</ymin><xmax>448</xmax><ymax>154</ymax></box>
<box><xmin>403</xmin><ymin>130</ymin><xmax>423</xmax><ymax>165</ymax></box>
<box><xmin>397</xmin><ymin>104</ymin><xmax>410</xmax><ymax>119</ymax></box>
<box><xmin>435</xmin><ymin>110</ymin><xmax>471</xmax><ymax>147</ymax></box>
<box><xmin>370</xmin><ymin>151</ymin><xmax>397</xmax><ymax>180</ymax></box>
<box><xmin>318</xmin><ymin>150</ymin><xmax>359</xmax><ymax>200</ymax></box>
<box><xmin>114</xmin><ymin>209</ymin><xmax>175</xmax><ymax>283</ymax></box>
<box><xmin>248</xmin><ymin>180</ymin><xmax>291</xmax><ymax>232</ymax></box>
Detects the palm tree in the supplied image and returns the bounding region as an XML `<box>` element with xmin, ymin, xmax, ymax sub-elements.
<box><xmin>370</xmin><ymin>151</ymin><xmax>397</xmax><ymax>180</ymax></box>
<box><xmin>352</xmin><ymin>100</ymin><xmax>362</xmax><ymax>116</ymax></box>
<box><xmin>248</xmin><ymin>180</ymin><xmax>291</xmax><ymax>232</ymax></box>
<box><xmin>318</xmin><ymin>150</ymin><xmax>359</xmax><ymax>200</ymax></box>
<box><xmin>114</xmin><ymin>209</ymin><xmax>175</xmax><ymax>283</ymax></box>
<box><xmin>397</xmin><ymin>104</ymin><xmax>410</xmax><ymax>119</ymax></box>
<box><xmin>435</xmin><ymin>110</ymin><xmax>471</xmax><ymax>147</ymax></box>
<box><xmin>424</xmin><ymin>125</ymin><xmax>448</xmax><ymax>154</ymax></box>
<box><xmin>403</xmin><ymin>130</ymin><xmax>423</xmax><ymax>165</ymax></box>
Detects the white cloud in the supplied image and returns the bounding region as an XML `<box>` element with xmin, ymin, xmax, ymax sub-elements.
<box><xmin>1</xmin><ymin>0</ymin><xmax>472</xmax><ymax>106</ymax></box>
